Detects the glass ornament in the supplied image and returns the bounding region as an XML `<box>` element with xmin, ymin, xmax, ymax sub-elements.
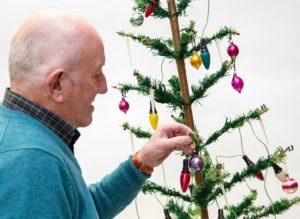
<box><xmin>282</xmin><ymin>177</ymin><xmax>298</xmax><ymax>194</ymax></box>
<box><xmin>242</xmin><ymin>155</ymin><xmax>264</xmax><ymax>181</ymax></box>
<box><xmin>119</xmin><ymin>97</ymin><xmax>129</xmax><ymax>114</ymax></box>
<box><xmin>188</xmin><ymin>154</ymin><xmax>204</xmax><ymax>172</ymax></box>
<box><xmin>145</xmin><ymin>5</ymin><xmax>154</xmax><ymax>17</ymax></box>
<box><xmin>148</xmin><ymin>102</ymin><xmax>159</xmax><ymax>129</ymax></box>
<box><xmin>200</xmin><ymin>39</ymin><xmax>210</xmax><ymax>69</ymax></box>
<box><xmin>129</xmin><ymin>11</ymin><xmax>144</xmax><ymax>27</ymax></box>
<box><xmin>231</xmin><ymin>73</ymin><xmax>244</xmax><ymax>93</ymax></box>
<box><xmin>272</xmin><ymin>163</ymin><xmax>288</xmax><ymax>182</ymax></box>
<box><xmin>227</xmin><ymin>42</ymin><xmax>239</xmax><ymax>58</ymax></box>
<box><xmin>188</xmin><ymin>203</ymin><xmax>201</xmax><ymax>217</ymax></box>
<box><xmin>180</xmin><ymin>159</ymin><xmax>190</xmax><ymax>192</ymax></box>
<box><xmin>190</xmin><ymin>51</ymin><xmax>202</xmax><ymax>70</ymax></box>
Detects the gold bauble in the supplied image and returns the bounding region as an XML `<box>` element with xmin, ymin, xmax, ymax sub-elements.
<box><xmin>190</xmin><ymin>51</ymin><xmax>202</xmax><ymax>69</ymax></box>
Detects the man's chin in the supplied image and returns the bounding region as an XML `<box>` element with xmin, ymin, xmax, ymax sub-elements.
<box><xmin>75</xmin><ymin>116</ymin><xmax>93</xmax><ymax>128</ymax></box>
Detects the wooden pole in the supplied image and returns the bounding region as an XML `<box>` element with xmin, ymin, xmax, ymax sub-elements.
<box><xmin>166</xmin><ymin>0</ymin><xmax>209</xmax><ymax>218</ymax></box>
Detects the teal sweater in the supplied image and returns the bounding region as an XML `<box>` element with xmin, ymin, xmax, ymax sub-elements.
<box><xmin>0</xmin><ymin>104</ymin><xmax>149</xmax><ymax>219</ymax></box>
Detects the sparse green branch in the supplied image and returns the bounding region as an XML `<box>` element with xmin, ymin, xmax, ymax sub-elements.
<box><xmin>167</xmin><ymin>199</ymin><xmax>192</xmax><ymax>219</ymax></box>
<box><xmin>134</xmin><ymin>0</ymin><xmax>169</xmax><ymax>19</ymax></box>
<box><xmin>184</xmin><ymin>27</ymin><xmax>239</xmax><ymax>57</ymax></box>
<box><xmin>180</xmin><ymin>21</ymin><xmax>196</xmax><ymax>58</ymax></box>
<box><xmin>200</xmin><ymin>105</ymin><xmax>269</xmax><ymax>149</ymax></box>
<box><xmin>190</xmin><ymin>61</ymin><xmax>231</xmax><ymax>105</ymax></box>
<box><xmin>142</xmin><ymin>181</ymin><xmax>192</xmax><ymax>202</ymax></box>
<box><xmin>176</xmin><ymin>0</ymin><xmax>193</xmax><ymax>16</ymax></box>
<box><xmin>116</xmin><ymin>73</ymin><xmax>185</xmax><ymax>110</ymax></box>
<box><xmin>117</xmin><ymin>26</ymin><xmax>238</xmax><ymax>59</ymax></box>
<box><xmin>122</xmin><ymin>122</ymin><xmax>152</xmax><ymax>139</ymax></box>
<box><xmin>201</xmin><ymin>152</ymin><xmax>283</xmax><ymax>205</ymax></box>
<box><xmin>133</xmin><ymin>0</ymin><xmax>192</xmax><ymax>19</ymax></box>
<box><xmin>247</xmin><ymin>197</ymin><xmax>300</xmax><ymax>219</ymax></box>
<box><xmin>117</xmin><ymin>31</ymin><xmax>175</xmax><ymax>58</ymax></box>
<box><xmin>225</xmin><ymin>191</ymin><xmax>257</xmax><ymax>219</ymax></box>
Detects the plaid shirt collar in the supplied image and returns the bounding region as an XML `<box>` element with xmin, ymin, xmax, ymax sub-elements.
<box><xmin>2</xmin><ymin>88</ymin><xmax>80</xmax><ymax>153</ymax></box>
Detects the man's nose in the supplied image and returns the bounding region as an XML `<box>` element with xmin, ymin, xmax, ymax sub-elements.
<box><xmin>98</xmin><ymin>74</ymin><xmax>107</xmax><ymax>94</ymax></box>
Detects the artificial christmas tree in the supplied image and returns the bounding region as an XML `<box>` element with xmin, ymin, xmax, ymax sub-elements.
<box><xmin>114</xmin><ymin>0</ymin><xmax>300</xmax><ymax>218</ymax></box>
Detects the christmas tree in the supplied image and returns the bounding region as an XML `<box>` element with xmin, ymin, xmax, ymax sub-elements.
<box><xmin>114</xmin><ymin>0</ymin><xmax>300</xmax><ymax>218</ymax></box>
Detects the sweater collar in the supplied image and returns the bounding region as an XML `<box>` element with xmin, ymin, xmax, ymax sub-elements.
<box><xmin>2</xmin><ymin>88</ymin><xmax>80</xmax><ymax>153</ymax></box>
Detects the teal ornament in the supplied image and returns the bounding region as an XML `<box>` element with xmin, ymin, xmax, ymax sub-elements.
<box><xmin>200</xmin><ymin>39</ymin><xmax>210</xmax><ymax>70</ymax></box>
<box><xmin>129</xmin><ymin>11</ymin><xmax>144</xmax><ymax>27</ymax></box>
<box><xmin>201</xmin><ymin>51</ymin><xmax>210</xmax><ymax>69</ymax></box>
<box><xmin>188</xmin><ymin>203</ymin><xmax>201</xmax><ymax>217</ymax></box>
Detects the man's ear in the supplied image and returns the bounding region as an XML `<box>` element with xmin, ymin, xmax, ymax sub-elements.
<box><xmin>45</xmin><ymin>69</ymin><xmax>66</xmax><ymax>103</ymax></box>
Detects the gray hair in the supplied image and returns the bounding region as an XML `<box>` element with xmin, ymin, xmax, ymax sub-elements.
<box><xmin>9</xmin><ymin>9</ymin><xmax>85</xmax><ymax>86</ymax></box>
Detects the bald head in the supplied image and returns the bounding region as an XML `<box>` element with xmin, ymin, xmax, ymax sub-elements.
<box><xmin>9</xmin><ymin>8</ymin><xmax>102</xmax><ymax>88</ymax></box>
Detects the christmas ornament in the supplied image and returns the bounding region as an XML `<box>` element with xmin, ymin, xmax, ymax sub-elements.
<box><xmin>227</xmin><ymin>42</ymin><xmax>239</xmax><ymax>58</ymax></box>
<box><xmin>282</xmin><ymin>177</ymin><xmax>298</xmax><ymax>194</ymax></box>
<box><xmin>145</xmin><ymin>0</ymin><xmax>158</xmax><ymax>17</ymax></box>
<box><xmin>242</xmin><ymin>155</ymin><xmax>264</xmax><ymax>181</ymax></box>
<box><xmin>255</xmin><ymin>171</ymin><xmax>264</xmax><ymax>181</ymax></box>
<box><xmin>145</xmin><ymin>5</ymin><xmax>154</xmax><ymax>17</ymax></box>
<box><xmin>218</xmin><ymin>209</ymin><xmax>225</xmax><ymax>219</ymax></box>
<box><xmin>187</xmin><ymin>203</ymin><xmax>201</xmax><ymax>218</ymax></box>
<box><xmin>149</xmin><ymin>89</ymin><xmax>159</xmax><ymax>129</ymax></box>
<box><xmin>148</xmin><ymin>101</ymin><xmax>159</xmax><ymax>129</ymax></box>
<box><xmin>180</xmin><ymin>159</ymin><xmax>190</xmax><ymax>193</ymax></box>
<box><xmin>190</xmin><ymin>51</ymin><xmax>202</xmax><ymax>70</ymax></box>
<box><xmin>272</xmin><ymin>163</ymin><xmax>288</xmax><ymax>182</ymax></box>
<box><xmin>200</xmin><ymin>39</ymin><xmax>210</xmax><ymax>69</ymax></box>
<box><xmin>231</xmin><ymin>73</ymin><xmax>244</xmax><ymax>93</ymax></box>
<box><xmin>188</xmin><ymin>154</ymin><xmax>204</xmax><ymax>172</ymax></box>
<box><xmin>119</xmin><ymin>97</ymin><xmax>129</xmax><ymax>114</ymax></box>
<box><xmin>129</xmin><ymin>10</ymin><xmax>144</xmax><ymax>27</ymax></box>
<box><xmin>164</xmin><ymin>209</ymin><xmax>172</xmax><ymax>219</ymax></box>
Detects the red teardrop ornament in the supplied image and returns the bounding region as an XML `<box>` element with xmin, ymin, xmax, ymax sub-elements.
<box><xmin>256</xmin><ymin>172</ymin><xmax>264</xmax><ymax>181</ymax></box>
<box><xmin>180</xmin><ymin>159</ymin><xmax>190</xmax><ymax>192</ymax></box>
<box><xmin>145</xmin><ymin>6</ymin><xmax>154</xmax><ymax>17</ymax></box>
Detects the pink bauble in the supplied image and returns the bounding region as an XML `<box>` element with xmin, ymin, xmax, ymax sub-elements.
<box><xmin>227</xmin><ymin>43</ymin><xmax>239</xmax><ymax>58</ymax></box>
<box><xmin>119</xmin><ymin>98</ymin><xmax>129</xmax><ymax>114</ymax></box>
<box><xmin>282</xmin><ymin>178</ymin><xmax>298</xmax><ymax>194</ymax></box>
<box><xmin>231</xmin><ymin>73</ymin><xmax>244</xmax><ymax>93</ymax></box>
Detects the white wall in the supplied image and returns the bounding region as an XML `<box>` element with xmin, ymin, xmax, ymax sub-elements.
<box><xmin>1</xmin><ymin>1</ymin><xmax>300</xmax><ymax>218</ymax></box>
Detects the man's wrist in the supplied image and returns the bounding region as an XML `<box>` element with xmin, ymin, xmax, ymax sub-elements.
<box><xmin>131</xmin><ymin>152</ymin><xmax>153</xmax><ymax>175</ymax></box>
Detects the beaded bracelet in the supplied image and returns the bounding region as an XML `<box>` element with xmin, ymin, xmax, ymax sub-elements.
<box><xmin>132</xmin><ymin>152</ymin><xmax>153</xmax><ymax>175</ymax></box>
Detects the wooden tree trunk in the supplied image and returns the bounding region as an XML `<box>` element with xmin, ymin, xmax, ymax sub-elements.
<box><xmin>166</xmin><ymin>0</ymin><xmax>209</xmax><ymax>218</ymax></box>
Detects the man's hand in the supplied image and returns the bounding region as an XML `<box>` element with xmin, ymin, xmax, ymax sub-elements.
<box><xmin>136</xmin><ymin>123</ymin><xmax>194</xmax><ymax>168</ymax></box>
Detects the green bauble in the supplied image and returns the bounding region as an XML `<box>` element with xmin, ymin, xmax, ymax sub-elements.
<box><xmin>188</xmin><ymin>203</ymin><xmax>201</xmax><ymax>218</ymax></box>
<box><xmin>129</xmin><ymin>12</ymin><xmax>144</xmax><ymax>27</ymax></box>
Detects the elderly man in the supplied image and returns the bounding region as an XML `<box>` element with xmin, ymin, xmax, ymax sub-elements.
<box><xmin>0</xmin><ymin>8</ymin><xmax>194</xmax><ymax>219</ymax></box>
